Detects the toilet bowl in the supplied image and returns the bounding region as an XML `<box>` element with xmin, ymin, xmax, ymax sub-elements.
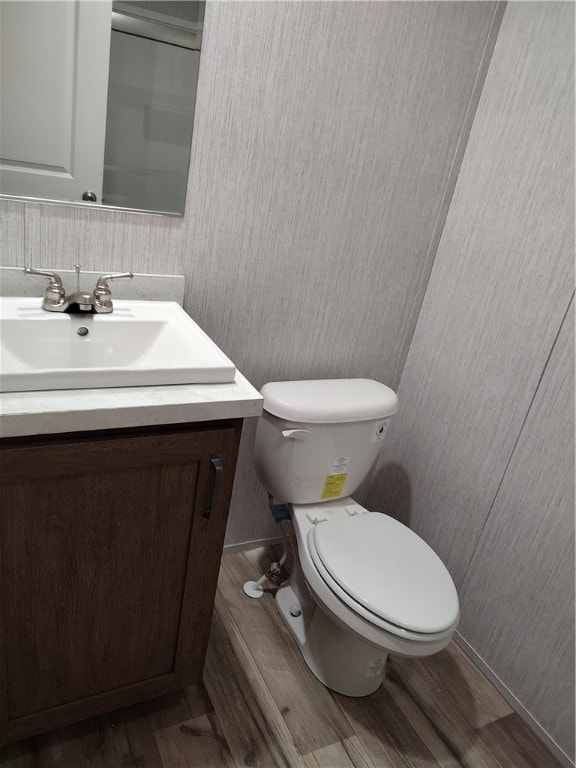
<box><xmin>253</xmin><ymin>379</ymin><xmax>459</xmax><ymax>697</ymax></box>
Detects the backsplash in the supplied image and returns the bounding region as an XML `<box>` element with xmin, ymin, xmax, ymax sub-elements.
<box><xmin>0</xmin><ymin>266</ymin><xmax>185</xmax><ymax>304</ymax></box>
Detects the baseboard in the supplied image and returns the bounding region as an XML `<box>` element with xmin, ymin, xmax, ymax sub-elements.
<box><xmin>223</xmin><ymin>536</ymin><xmax>283</xmax><ymax>554</ymax></box>
<box><xmin>454</xmin><ymin>632</ymin><xmax>574</xmax><ymax>768</ymax></box>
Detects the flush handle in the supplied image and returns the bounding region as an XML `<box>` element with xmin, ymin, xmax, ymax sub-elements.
<box><xmin>203</xmin><ymin>454</ymin><xmax>223</xmax><ymax>520</ymax></box>
<box><xmin>281</xmin><ymin>429</ymin><xmax>309</xmax><ymax>440</ymax></box>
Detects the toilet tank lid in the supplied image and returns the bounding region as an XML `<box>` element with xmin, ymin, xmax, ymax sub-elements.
<box><xmin>260</xmin><ymin>379</ymin><xmax>398</xmax><ymax>423</ymax></box>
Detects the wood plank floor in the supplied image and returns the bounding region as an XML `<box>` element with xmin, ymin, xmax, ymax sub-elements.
<box><xmin>0</xmin><ymin>547</ymin><xmax>562</xmax><ymax>768</ymax></box>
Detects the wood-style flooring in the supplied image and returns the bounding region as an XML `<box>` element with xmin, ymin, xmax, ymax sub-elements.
<box><xmin>0</xmin><ymin>547</ymin><xmax>562</xmax><ymax>768</ymax></box>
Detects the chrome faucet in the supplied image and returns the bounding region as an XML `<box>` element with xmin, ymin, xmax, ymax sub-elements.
<box><xmin>24</xmin><ymin>266</ymin><xmax>134</xmax><ymax>313</ymax></box>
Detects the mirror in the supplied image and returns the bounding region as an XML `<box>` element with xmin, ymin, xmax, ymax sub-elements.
<box><xmin>0</xmin><ymin>0</ymin><xmax>204</xmax><ymax>216</ymax></box>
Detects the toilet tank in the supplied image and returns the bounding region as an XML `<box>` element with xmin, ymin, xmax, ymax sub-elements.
<box><xmin>254</xmin><ymin>379</ymin><xmax>398</xmax><ymax>504</ymax></box>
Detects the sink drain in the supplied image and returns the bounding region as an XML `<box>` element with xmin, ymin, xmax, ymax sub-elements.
<box><xmin>77</xmin><ymin>327</ymin><xmax>89</xmax><ymax>337</ymax></box>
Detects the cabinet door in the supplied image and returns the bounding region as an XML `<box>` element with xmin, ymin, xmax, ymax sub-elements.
<box><xmin>0</xmin><ymin>423</ymin><xmax>241</xmax><ymax>743</ymax></box>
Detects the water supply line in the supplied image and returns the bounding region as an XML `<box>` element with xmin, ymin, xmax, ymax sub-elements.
<box><xmin>243</xmin><ymin>495</ymin><xmax>290</xmax><ymax>599</ymax></box>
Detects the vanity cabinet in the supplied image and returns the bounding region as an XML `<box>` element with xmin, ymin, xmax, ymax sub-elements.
<box><xmin>0</xmin><ymin>420</ymin><xmax>242</xmax><ymax>745</ymax></box>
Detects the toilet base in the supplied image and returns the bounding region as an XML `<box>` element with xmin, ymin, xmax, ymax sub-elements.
<box><xmin>275</xmin><ymin>577</ymin><xmax>387</xmax><ymax>697</ymax></box>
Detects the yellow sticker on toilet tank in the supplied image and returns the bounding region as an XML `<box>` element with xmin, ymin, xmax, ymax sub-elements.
<box><xmin>321</xmin><ymin>473</ymin><xmax>347</xmax><ymax>499</ymax></box>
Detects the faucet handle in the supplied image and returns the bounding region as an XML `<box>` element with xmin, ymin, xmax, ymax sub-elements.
<box><xmin>93</xmin><ymin>271</ymin><xmax>134</xmax><ymax>313</ymax></box>
<box><xmin>23</xmin><ymin>266</ymin><xmax>64</xmax><ymax>287</ymax></box>
<box><xmin>23</xmin><ymin>266</ymin><xmax>66</xmax><ymax>307</ymax></box>
<box><xmin>94</xmin><ymin>272</ymin><xmax>134</xmax><ymax>291</ymax></box>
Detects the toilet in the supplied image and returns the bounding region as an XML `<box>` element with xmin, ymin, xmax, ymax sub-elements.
<box><xmin>253</xmin><ymin>378</ymin><xmax>459</xmax><ymax>697</ymax></box>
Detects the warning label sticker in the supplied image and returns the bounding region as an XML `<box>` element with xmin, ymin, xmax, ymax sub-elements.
<box><xmin>321</xmin><ymin>473</ymin><xmax>347</xmax><ymax>499</ymax></box>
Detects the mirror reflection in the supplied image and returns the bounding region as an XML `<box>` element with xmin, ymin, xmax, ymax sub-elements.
<box><xmin>0</xmin><ymin>0</ymin><xmax>204</xmax><ymax>216</ymax></box>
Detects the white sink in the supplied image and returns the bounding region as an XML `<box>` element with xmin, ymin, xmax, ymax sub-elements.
<box><xmin>0</xmin><ymin>297</ymin><xmax>236</xmax><ymax>392</ymax></box>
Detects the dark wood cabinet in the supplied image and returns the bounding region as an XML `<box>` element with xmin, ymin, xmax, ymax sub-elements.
<box><xmin>0</xmin><ymin>420</ymin><xmax>242</xmax><ymax>745</ymax></box>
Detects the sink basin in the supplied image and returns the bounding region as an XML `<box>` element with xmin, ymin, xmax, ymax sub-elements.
<box><xmin>0</xmin><ymin>297</ymin><xmax>236</xmax><ymax>392</ymax></box>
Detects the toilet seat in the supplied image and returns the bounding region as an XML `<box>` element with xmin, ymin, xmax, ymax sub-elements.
<box><xmin>290</xmin><ymin>502</ymin><xmax>458</xmax><ymax>656</ymax></box>
<box><xmin>307</xmin><ymin>512</ymin><xmax>459</xmax><ymax>638</ymax></box>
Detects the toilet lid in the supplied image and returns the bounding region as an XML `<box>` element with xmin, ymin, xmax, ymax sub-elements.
<box><xmin>312</xmin><ymin>513</ymin><xmax>459</xmax><ymax>634</ymax></box>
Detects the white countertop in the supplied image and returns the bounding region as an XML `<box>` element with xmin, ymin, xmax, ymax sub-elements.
<box><xmin>0</xmin><ymin>274</ymin><xmax>263</xmax><ymax>438</ymax></box>
<box><xmin>0</xmin><ymin>371</ymin><xmax>263</xmax><ymax>438</ymax></box>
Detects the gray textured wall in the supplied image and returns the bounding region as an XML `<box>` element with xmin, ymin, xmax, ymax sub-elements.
<box><xmin>460</xmin><ymin>299</ymin><xmax>575</xmax><ymax>761</ymax></box>
<box><xmin>0</xmin><ymin>1</ymin><xmax>500</xmax><ymax>546</ymax></box>
<box><xmin>368</xmin><ymin>2</ymin><xmax>574</xmax><ymax>760</ymax></box>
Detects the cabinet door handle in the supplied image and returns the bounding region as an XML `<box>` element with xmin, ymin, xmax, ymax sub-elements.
<box><xmin>203</xmin><ymin>454</ymin><xmax>224</xmax><ymax>520</ymax></box>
